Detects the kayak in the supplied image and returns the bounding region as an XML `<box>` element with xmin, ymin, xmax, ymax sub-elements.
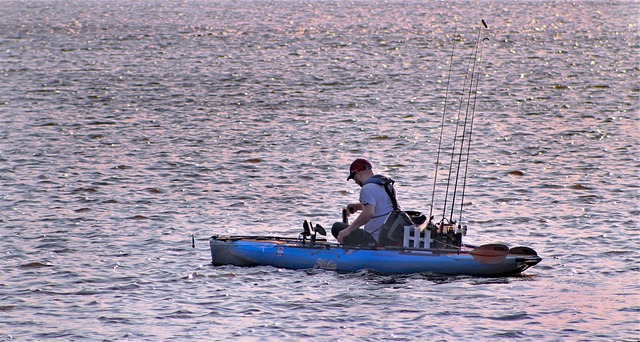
<box><xmin>209</xmin><ymin>223</ymin><xmax>542</xmax><ymax>276</ymax></box>
<box><xmin>208</xmin><ymin>20</ymin><xmax>544</xmax><ymax>277</ymax></box>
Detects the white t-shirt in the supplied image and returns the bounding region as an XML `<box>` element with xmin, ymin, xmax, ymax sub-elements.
<box><xmin>359</xmin><ymin>181</ymin><xmax>398</xmax><ymax>241</ymax></box>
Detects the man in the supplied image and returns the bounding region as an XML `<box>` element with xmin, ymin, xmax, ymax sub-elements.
<box><xmin>332</xmin><ymin>158</ymin><xmax>400</xmax><ymax>246</ymax></box>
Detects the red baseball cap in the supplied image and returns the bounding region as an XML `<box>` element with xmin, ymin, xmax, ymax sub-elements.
<box><xmin>347</xmin><ymin>158</ymin><xmax>372</xmax><ymax>180</ymax></box>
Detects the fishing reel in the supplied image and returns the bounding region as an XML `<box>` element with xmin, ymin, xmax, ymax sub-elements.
<box><xmin>427</xmin><ymin>217</ymin><xmax>466</xmax><ymax>249</ymax></box>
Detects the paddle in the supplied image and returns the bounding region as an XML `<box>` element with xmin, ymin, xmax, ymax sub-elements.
<box><xmin>469</xmin><ymin>243</ymin><xmax>509</xmax><ymax>264</ymax></box>
<box><xmin>509</xmin><ymin>246</ymin><xmax>537</xmax><ymax>256</ymax></box>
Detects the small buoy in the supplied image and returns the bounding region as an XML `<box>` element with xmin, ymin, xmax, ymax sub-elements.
<box><xmin>192</xmin><ymin>234</ymin><xmax>196</xmax><ymax>249</ymax></box>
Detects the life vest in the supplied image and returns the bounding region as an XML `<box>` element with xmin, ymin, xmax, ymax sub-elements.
<box><xmin>364</xmin><ymin>175</ymin><xmax>399</xmax><ymax>211</ymax></box>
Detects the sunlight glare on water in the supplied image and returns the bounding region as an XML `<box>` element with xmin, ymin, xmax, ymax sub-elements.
<box><xmin>0</xmin><ymin>0</ymin><xmax>638</xmax><ymax>340</ymax></box>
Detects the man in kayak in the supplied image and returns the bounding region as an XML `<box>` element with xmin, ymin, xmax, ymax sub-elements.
<box><xmin>332</xmin><ymin>158</ymin><xmax>400</xmax><ymax>247</ymax></box>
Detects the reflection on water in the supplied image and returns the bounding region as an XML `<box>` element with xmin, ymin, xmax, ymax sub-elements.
<box><xmin>0</xmin><ymin>0</ymin><xmax>638</xmax><ymax>340</ymax></box>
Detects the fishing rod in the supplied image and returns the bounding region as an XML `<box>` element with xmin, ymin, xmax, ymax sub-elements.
<box><xmin>459</xmin><ymin>33</ymin><xmax>489</xmax><ymax>223</ymax></box>
<box><xmin>441</xmin><ymin>31</ymin><xmax>475</xmax><ymax>224</ymax></box>
<box><xmin>449</xmin><ymin>19</ymin><xmax>488</xmax><ymax>223</ymax></box>
<box><xmin>429</xmin><ymin>27</ymin><xmax>458</xmax><ymax>222</ymax></box>
<box><xmin>434</xmin><ymin>20</ymin><xmax>488</xmax><ymax>226</ymax></box>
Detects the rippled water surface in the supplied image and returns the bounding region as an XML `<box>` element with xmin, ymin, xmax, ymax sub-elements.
<box><xmin>1</xmin><ymin>0</ymin><xmax>638</xmax><ymax>340</ymax></box>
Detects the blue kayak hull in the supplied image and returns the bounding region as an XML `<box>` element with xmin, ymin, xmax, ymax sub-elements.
<box><xmin>209</xmin><ymin>236</ymin><xmax>541</xmax><ymax>277</ymax></box>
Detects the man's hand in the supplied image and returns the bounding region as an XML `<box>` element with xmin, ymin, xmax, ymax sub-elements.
<box><xmin>346</xmin><ymin>203</ymin><xmax>363</xmax><ymax>215</ymax></box>
<box><xmin>337</xmin><ymin>228</ymin><xmax>351</xmax><ymax>244</ymax></box>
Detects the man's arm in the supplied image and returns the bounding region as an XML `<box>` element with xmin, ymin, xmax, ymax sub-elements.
<box><xmin>337</xmin><ymin>204</ymin><xmax>375</xmax><ymax>243</ymax></box>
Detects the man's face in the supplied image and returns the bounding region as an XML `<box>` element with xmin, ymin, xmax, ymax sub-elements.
<box><xmin>353</xmin><ymin>171</ymin><xmax>364</xmax><ymax>187</ymax></box>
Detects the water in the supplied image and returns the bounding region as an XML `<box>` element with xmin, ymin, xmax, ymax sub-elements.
<box><xmin>1</xmin><ymin>0</ymin><xmax>638</xmax><ymax>340</ymax></box>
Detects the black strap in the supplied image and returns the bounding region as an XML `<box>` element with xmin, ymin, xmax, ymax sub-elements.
<box><xmin>382</xmin><ymin>180</ymin><xmax>399</xmax><ymax>211</ymax></box>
